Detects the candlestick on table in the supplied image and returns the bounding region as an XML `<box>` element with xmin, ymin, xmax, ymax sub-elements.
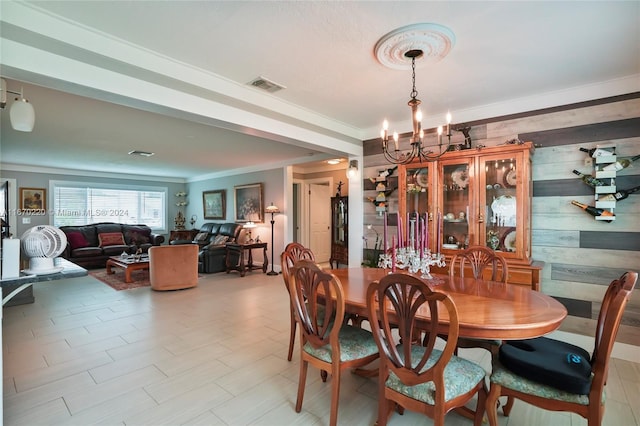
<box><xmin>383</xmin><ymin>212</ymin><xmax>387</xmax><ymax>251</ymax></box>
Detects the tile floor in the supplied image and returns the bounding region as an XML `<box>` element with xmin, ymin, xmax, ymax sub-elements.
<box><xmin>2</xmin><ymin>270</ymin><xmax>639</xmax><ymax>425</ymax></box>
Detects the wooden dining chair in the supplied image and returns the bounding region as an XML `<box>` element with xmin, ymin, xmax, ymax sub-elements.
<box><xmin>448</xmin><ymin>245</ymin><xmax>510</xmax><ymax>355</ymax></box>
<box><xmin>486</xmin><ymin>271</ymin><xmax>637</xmax><ymax>426</ymax></box>
<box><xmin>281</xmin><ymin>242</ymin><xmax>316</xmax><ymax>361</ymax></box>
<box><xmin>288</xmin><ymin>260</ymin><xmax>379</xmax><ymax>426</ymax></box>
<box><xmin>449</xmin><ymin>245</ymin><xmax>509</xmax><ymax>283</ymax></box>
<box><xmin>367</xmin><ymin>273</ymin><xmax>487</xmax><ymax>426</ymax></box>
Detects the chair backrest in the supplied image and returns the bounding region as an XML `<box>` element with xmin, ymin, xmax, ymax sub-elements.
<box><xmin>449</xmin><ymin>245</ymin><xmax>509</xmax><ymax>283</ymax></box>
<box><xmin>289</xmin><ymin>260</ymin><xmax>344</xmax><ymax>355</ymax></box>
<box><xmin>589</xmin><ymin>271</ymin><xmax>636</xmax><ymax>401</ymax></box>
<box><xmin>367</xmin><ymin>273</ymin><xmax>459</xmax><ymax>392</ymax></box>
<box><xmin>281</xmin><ymin>242</ymin><xmax>315</xmax><ymax>292</ymax></box>
<box><xmin>148</xmin><ymin>244</ymin><xmax>199</xmax><ymax>291</ymax></box>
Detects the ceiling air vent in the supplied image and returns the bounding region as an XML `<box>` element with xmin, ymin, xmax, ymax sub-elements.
<box><xmin>128</xmin><ymin>150</ymin><xmax>155</xmax><ymax>157</ymax></box>
<box><xmin>248</xmin><ymin>76</ymin><xmax>286</xmax><ymax>93</ymax></box>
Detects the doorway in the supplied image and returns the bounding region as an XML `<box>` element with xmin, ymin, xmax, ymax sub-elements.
<box><xmin>293</xmin><ymin>177</ymin><xmax>333</xmax><ymax>264</ymax></box>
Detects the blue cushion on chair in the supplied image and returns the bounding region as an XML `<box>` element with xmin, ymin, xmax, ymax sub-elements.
<box><xmin>499</xmin><ymin>337</ymin><xmax>592</xmax><ymax>394</ymax></box>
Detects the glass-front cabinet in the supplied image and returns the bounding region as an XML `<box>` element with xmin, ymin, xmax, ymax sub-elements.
<box><xmin>399</xmin><ymin>142</ymin><xmax>540</xmax><ymax>288</ymax></box>
<box><xmin>330</xmin><ymin>196</ymin><xmax>348</xmax><ymax>268</ymax></box>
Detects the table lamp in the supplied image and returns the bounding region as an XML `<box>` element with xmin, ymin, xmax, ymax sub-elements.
<box><xmin>243</xmin><ymin>221</ymin><xmax>257</xmax><ymax>243</ymax></box>
<box><xmin>265</xmin><ymin>203</ymin><xmax>280</xmax><ymax>276</ymax></box>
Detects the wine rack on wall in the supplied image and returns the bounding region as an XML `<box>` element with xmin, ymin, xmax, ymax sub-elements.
<box><xmin>593</xmin><ymin>143</ymin><xmax>616</xmax><ymax>221</ymax></box>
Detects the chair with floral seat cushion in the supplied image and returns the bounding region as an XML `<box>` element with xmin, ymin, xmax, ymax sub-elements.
<box><xmin>486</xmin><ymin>271</ymin><xmax>637</xmax><ymax>426</ymax></box>
<box><xmin>280</xmin><ymin>242</ymin><xmax>316</xmax><ymax>361</ymax></box>
<box><xmin>288</xmin><ymin>260</ymin><xmax>379</xmax><ymax>426</ymax></box>
<box><xmin>367</xmin><ymin>273</ymin><xmax>487</xmax><ymax>426</ymax></box>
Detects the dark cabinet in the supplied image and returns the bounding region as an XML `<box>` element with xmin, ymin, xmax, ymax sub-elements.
<box><xmin>330</xmin><ymin>196</ymin><xmax>348</xmax><ymax>268</ymax></box>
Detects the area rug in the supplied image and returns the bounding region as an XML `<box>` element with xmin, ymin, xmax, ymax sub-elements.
<box><xmin>89</xmin><ymin>269</ymin><xmax>150</xmax><ymax>291</ymax></box>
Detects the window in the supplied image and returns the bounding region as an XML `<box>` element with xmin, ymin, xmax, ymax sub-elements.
<box><xmin>50</xmin><ymin>180</ymin><xmax>167</xmax><ymax>232</ymax></box>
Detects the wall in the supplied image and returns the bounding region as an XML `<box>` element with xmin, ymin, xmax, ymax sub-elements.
<box><xmin>0</xmin><ymin>169</ymin><xmax>186</xmax><ymax>239</ymax></box>
<box><xmin>186</xmin><ymin>168</ymin><xmax>285</xmax><ymax>270</ymax></box>
<box><xmin>362</xmin><ymin>95</ymin><xmax>640</xmax><ymax>346</ymax></box>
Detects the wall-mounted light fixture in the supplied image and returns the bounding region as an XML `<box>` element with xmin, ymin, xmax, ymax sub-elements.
<box><xmin>346</xmin><ymin>160</ymin><xmax>359</xmax><ymax>180</ymax></box>
<box><xmin>1</xmin><ymin>78</ymin><xmax>36</xmax><ymax>132</ymax></box>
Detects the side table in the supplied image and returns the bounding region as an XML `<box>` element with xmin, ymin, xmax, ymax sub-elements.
<box><xmin>225</xmin><ymin>242</ymin><xmax>268</xmax><ymax>277</ymax></box>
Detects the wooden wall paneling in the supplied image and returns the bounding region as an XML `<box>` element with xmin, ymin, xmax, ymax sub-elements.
<box><xmin>532</xmin><ymin>213</ymin><xmax>640</xmax><ymax>232</ymax></box>
<box><xmin>532</xmin><ymin>229</ymin><xmax>580</xmax><ymax>247</ymax></box>
<box><xmin>488</xmin><ymin>97</ymin><xmax>640</xmax><ymax>137</ymax></box>
<box><xmin>580</xmin><ymin>231</ymin><xmax>640</xmax><ymax>251</ymax></box>
<box><xmin>542</xmin><ymin>279</ymin><xmax>610</xmax><ymax>303</ymax></box>
<box><xmin>551</xmin><ymin>263</ymin><xmax>630</xmax><ymax>285</ymax></box>
<box><xmin>532</xmin><ymin>246</ymin><xmax>640</xmax><ymax>271</ymax></box>
<box><xmin>520</xmin><ymin>117</ymin><xmax>640</xmax><ymax>148</ymax></box>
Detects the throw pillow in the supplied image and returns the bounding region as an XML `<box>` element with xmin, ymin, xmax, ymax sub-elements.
<box><xmin>66</xmin><ymin>231</ymin><xmax>89</xmax><ymax>250</ymax></box>
<box><xmin>194</xmin><ymin>232</ymin><xmax>209</xmax><ymax>242</ymax></box>
<box><xmin>212</xmin><ymin>235</ymin><xmax>229</xmax><ymax>245</ymax></box>
<box><xmin>98</xmin><ymin>232</ymin><xmax>125</xmax><ymax>247</ymax></box>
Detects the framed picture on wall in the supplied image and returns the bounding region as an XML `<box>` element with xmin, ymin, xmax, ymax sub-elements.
<box><xmin>19</xmin><ymin>187</ymin><xmax>46</xmax><ymax>212</ymax></box>
<box><xmin>234</xmin><ymin>183</ymin><xmax>263</xmax><ymax>223</ymax></box>
<box><xmin>203</xmin><ymin>189</ymin><xmax>226</xmax><ymax>220</ymax></box>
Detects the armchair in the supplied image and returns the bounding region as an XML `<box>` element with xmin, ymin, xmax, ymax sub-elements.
<box><xmin>196</xmin><ymin>222</ymin><xmax>243</xmax><ymax>273</ymax></box>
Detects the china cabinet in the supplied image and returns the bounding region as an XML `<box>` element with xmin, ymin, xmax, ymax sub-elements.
<box><xmin>330</xmin><ymin>196</ymin><xmax>348</xmax><ymax>268</ymax></box>
<box><xmin>398</xmin><ymin>142</ymin><xmax>543</xmax><ymax>289</ymax></box>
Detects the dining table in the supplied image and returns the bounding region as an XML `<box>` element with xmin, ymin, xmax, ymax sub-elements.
<box><xmin>329</xmin><ymin>267</ymin><xmax>568</xmax><ymax>341</ymax></box>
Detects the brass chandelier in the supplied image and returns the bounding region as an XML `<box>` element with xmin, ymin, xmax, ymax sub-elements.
<box><xmin>375</xmin><ymin>23</ymin><xmax>456</xmax><ymax>165</ymax></box>
<box><xmin>380</xmin><ymin>49</ymin><xmax>452</xmax><ymax>164</ymax></box>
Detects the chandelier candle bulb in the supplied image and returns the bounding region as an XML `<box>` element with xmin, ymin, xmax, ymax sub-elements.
<box><xmin>437</xmin><ymin>126</ymin><xmax>443</xmax><ymax>145</ymax></box>
<box><xmin>446</xmin><ymin>111</ymin><xmax>452</xmax><ymax>135</ymax></box>
<box><xmin>393</xmin><ymin>132</ymin><xmax>399</xmax><ymax>151</ymax></box>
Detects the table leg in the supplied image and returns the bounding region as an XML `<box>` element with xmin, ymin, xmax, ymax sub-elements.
<box><xmin>247</xmin><ymin>248</ymin><xmax>254</xmax><ymax>270</ymax></box>
<box><xmin>106</xmin><ymin>261</ymin><xmax>114</xmax><ymax>275</ymax></box>
<box><xmin>124</xmin><ymin>268</ymin><xmax>133</xmax><ymax>283</ymax></box>
<box><xmin>239</xmin><ymin>248</ymin><xmax>246</xmax><ymax>277</ymax></box>
<box><xmin>262</xmin><ymin>245</ymin><xmax>268</xmax><ymax>273</ymax></box>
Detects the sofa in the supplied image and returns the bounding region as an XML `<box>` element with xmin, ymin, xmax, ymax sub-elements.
<box><xmin>59</xmin><ymin>222</ymin><xmax>164</xmax><ymax>268</ymax></box>
<box><xmin>171</xmin><ymin>222</ymin><xmax>243</xmax><ymax>273</ymax></box>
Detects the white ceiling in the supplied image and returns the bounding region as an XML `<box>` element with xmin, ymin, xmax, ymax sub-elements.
<box><xmin>1</xmin><ymin>1</ymin><xmax>638</xmax><ymax>181</ymax></box>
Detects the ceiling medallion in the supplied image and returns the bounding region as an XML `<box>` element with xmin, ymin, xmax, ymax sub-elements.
<box><xmin>374</xmin><ymin>23</ymin><xmax>456</xmax><ymax>70</ymax></box>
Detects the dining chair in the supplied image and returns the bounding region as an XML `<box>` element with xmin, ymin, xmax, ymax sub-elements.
<box><xmin>288</xmin><ymin>260</ymin><xmax>379</xmax><ymax>426</ymax></box>
<box><xmin>448</xmin><ymin>245</ymin><xmax>510</xmax><ymax>355</ymax></box>
<box><xmin>281</xmin><ymin>242</ymin><xmax>316</xmax><ymax>361</ymax></box>
<box><xmin>367</xmin><ymin>273</ymin><xmax>487</xmax><ymax>426</ymax></box>
<box><xmin>486</xmin><ymin>271</ymin><xmax>637</xmax><ymax>426</ymax></box>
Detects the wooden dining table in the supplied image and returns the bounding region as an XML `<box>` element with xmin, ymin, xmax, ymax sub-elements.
<box><xmin>329</xmin><ymin>268</ymin><xmax>568</xmax><ymax>341</ymax></box>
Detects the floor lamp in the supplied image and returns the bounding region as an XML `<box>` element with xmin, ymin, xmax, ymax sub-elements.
<box><xmin>265</xmin><ymin>202</ymin><xmax>280</xmax><ymax>276</ymax></box>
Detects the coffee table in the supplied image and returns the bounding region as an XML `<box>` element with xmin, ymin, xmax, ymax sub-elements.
<box><xmin>106</xmin><ymin>255</ymin><xmax>150</xmax><ymax>283</ymax></box>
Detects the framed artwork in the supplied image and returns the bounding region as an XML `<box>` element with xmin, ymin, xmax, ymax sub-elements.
<box><xmin>202</xmin><ymin>189</ymin><xmax>226</xmax><ymax>220</ymax></box>
<box><xmin>19</xmin><ymin>187</ymin><xmax>46</xmax><ymax>212</ymax></box>
<box><xmin>234</xmin><ymin>183</ymin><xmax>263</xmax><ymax>223</ymax></box>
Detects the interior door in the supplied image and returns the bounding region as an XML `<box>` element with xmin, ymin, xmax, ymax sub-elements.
<box><xmin>309</xmin><ymin>183</ymin><xmax>331</xmax><ymax>262</ymax></box>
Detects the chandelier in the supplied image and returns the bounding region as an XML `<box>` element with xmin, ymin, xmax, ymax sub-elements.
<box><xmin>375</xmin><ymin>23</ymin><xmax>456</xmax><ymax>165</ymax></box>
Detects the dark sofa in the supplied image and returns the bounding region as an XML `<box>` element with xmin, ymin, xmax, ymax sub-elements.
<box><xmin>171</xmin><ymin>222</ymin><xmax>243</xmax><ymax>273</ymax></box>
<box><xmin>59</xmin><ymin>222</ymin><xmax>164</xmax><ymax>268</ymax></box>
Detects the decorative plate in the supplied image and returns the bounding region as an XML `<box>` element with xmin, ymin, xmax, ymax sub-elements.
<box><xmin>451</xmin><ymin>166</ymin><xmax>469</xmax><ymax>189</ymax></box>
<box><xmin>415</xmin><ymin>169</ymin><xmax>429</xmax><ymax>187</ymax></box>
<box><xmin>502</xmin><ymin>228</ymin><xmax>516</xmax><ymax>252</ymax></box>
<box><xmin>490</xmin><ymin>195</ymin><xmax>517</xmax><ymax>226</ymax></box>
<box><xmin>504</xmin><ymin>168</ymin><xmax>517</xmax><ymax>187</ymax></box>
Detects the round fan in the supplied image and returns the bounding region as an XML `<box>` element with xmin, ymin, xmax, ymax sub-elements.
<box><xmin>21</xmin><ymin>225</ymin><xmax>68</xmax><ymax>275</ymax></box>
